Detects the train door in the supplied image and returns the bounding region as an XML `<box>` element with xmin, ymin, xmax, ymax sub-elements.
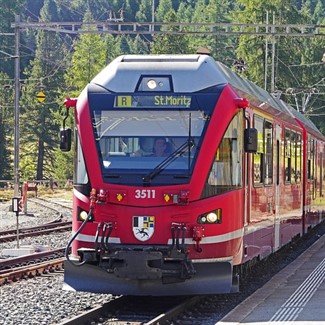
<box><xmin>320</xmin><ymin>152</ymin><xmax>323</xmax><ymax>198</ymax></box>
<box><xmin>244</xmin><ymin>112</ymin><xmax>253</xmax><ymax>226</ymax></box>
<box><xmin>244</xmin><ymin>145</ymin><xmax>251</xmax><ymax>227</ymax></box>
<box><xmin>274</xmin><ymin>124</ymin><xmax>282</xmax><ymax>250</ymax></box>
<box><xmin>306</xmin><ymin>137</ymin><xmax>316</xmax><ymax>230</ymax></box>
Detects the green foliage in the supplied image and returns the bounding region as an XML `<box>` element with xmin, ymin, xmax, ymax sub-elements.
<box><xmin>156</xmin><ymin>0</ymin><xmax>174</xmax><ymax>22</ymax></box>
<box><xmin>129</xmin><ymin>35</ymin><xmax>150</xmax><ymax>54</ymax></box>
<box><xmin>151</xmin><ymin>9</ymin><xmax>191</xmax><ymax>54</ymax></box>
<box><xmin>0</xmin><ymin>72</ymin><xmax>14</xmax><ymax>179</ymax></box>
<box><xmin>193</xmin><ymin>0</ymin><xmax>235</xmax><ymax>60</ymax></box>
<box><xmin>64</xmin><ymin>10</ymin><xmax>108</xmax><ymax>95</ymax></box>
<box><xmin>63</xmin><ymin>0</ymin><xmax>132</xmax><ymax>21</ymax></box>
<box><xmin>52</xmin><ymin>147</ymin><xmax>74</xmax><ymax>180</ymax></box>
<box><xmin>313</xmin><ymin>0</ymin><xmax>325</xmax><ymax>23</ymax></box>
<box><xmin>232</xmin><ymin>0</ymin><xmax>325</xmax><ymax>131</ymax></box>
<box><xmin>0</xmin><ymin>0</ymin><xmax>26</xmax><ymax>77</ymax></box>
<box><xmin>19</xmin><ymin>0</ymin><xmax>71</xmax><ymax>180</ymax></box>
<box><xmin>106</xmin><ymin>35</ymin><xmax>125</xmax><ymax>62</ymax></box>
<box><xmin>136</xmin><ymin>0</ymin><xmax>152</xmax><ymax>22</ymax></box>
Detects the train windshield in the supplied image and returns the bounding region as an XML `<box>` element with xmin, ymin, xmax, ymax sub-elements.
<box><xmin>92</xmin><ymin>109</ymin><xmax>208</xmax><ymax>185</ymax></box>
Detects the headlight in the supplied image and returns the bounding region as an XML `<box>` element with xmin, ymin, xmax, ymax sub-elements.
<box><xmin>197</xmin><ymin>209</ymin><xmax>222</xmax><ymax>224</ymax></box>
<box><xmin>138</xmin><ymin>76</ymin><xmax>171</xmax><ymax>91</ymax></box>
<box><xmin>79</xmin><ymin>210</ymin><xmax>88</xmax><ymax>221</ymax></box>
<box><xmin>77</xmin><ymin>207</ymin><xmax>93</xmax><ymax>222</ymax></box>
<box><xmin>147</xmin><ymin>79</ymin><xmax>157</xmax><ymax>89</ymax></box>
<box><xmin>206</xmin><ymin>212</ymin><xmax>218</xmax><ymax>223</ymax></box>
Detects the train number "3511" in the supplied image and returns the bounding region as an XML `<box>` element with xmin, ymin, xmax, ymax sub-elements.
<box><xmin>135</xmin><ymin>189</ymin><xmax>156</xmax><ymax>199</ymax></box>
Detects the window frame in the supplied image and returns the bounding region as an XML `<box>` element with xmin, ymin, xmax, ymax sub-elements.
<box><xmin>253</xmin><ymin>115</ymin><xmax>273</xmax><ymax>187</ymax></box>
<box><xmin>284</xmin><ymin>128</ymin><xmax>302</xmax><ymax>184</ymax></box>
<box><xmin>203</xmin><ymin>112</ymin><xmax>243</xmax><ymax>197</ymax></box>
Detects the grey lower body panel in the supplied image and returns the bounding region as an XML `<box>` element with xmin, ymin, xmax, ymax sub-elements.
<box><xmin>63</xmin><ymin>260</ymin><xmax>237</xmax><ymax>296</ymax></box>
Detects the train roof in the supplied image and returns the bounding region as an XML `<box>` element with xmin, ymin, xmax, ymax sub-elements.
<box><xmin>282</xmin><ymin>101</ymin><xmax>324</xmax><ymax>139</ymax></box>
<box><xmin>91</xmin><ymin>54</ymin><xmax>229</xmax><ymax>93</ymax></box>
<box><xmin>91</xmin><ymin>54</ymin><xmax>323</xmax><ymax>140</ymax></box>
<box><xmin>215</xmin><ymin>61</ymin><xmax>324</xmax><ymax>140</ymax></box>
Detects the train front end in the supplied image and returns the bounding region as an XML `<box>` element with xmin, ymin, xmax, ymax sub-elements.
<box><xmin>63</xmin><ymin>55</ymin><xmax>253</xmax><ymax>296</ymax></box>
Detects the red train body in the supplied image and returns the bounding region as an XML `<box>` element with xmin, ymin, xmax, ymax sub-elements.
<box><xmin>62</xmin><ymin>54</ymin><xmax>325</xmax><ymax>296</ymax></box>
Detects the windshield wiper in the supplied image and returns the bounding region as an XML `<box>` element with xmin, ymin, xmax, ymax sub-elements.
<box><xmin>142</xmin><ymin>139</ymin><xmax>194</xmax><ymax>185</ymax></box>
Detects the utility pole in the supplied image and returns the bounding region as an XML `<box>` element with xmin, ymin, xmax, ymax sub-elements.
<box><xmin>151</xmin><ymin>0</ymin><xmax>155</xmax><ymax>34</ymax></box>
<box><xmin>13</xmin><ymin>14</ymin><xmax>20</xmax><ymax>198</ymax></box>
<box><xmin>264</xmin><ymin>11</ymin><xmax>269</xmax><ymax>90</ymax></box>
<box><xmin>0</xmin><ymin>22</ymin><xmax>19</xmax><ymax>247</ymax></box>
<box><xmin>271</xmin><ymin>13</ymin><xmax>276</xmax><ymax>93</ymax></box>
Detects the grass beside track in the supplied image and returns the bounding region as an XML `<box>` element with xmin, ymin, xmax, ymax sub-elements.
<box><xmin>0</xmin><ymin>187</ymin><xmax>73</xmax><ymax>202</ymax></box>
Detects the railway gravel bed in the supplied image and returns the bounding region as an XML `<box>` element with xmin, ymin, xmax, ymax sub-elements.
<box><xmin>0</xmin><ymin>232</ymin><xmax>70</xmax><ymax>258</ymax></box>
<box><xmin>0</xmin><ymin>198</ymin><xmax>72</xmax><ymax>230</ymax></box>
<box><xmin>0</xmin><ymin>274</ymin><xmax>114</xmax><ymax>325</ymax></box>
<box><xmin>0</xmin><ymin>199</ymin><xmax>72</xmax><ymax>259</ymax></box>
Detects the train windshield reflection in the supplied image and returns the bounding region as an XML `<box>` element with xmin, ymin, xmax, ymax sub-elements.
<box><xmin>92</xmin><ymin>110</ymin><xmax>207</xmax><ymax>172</ymax></box>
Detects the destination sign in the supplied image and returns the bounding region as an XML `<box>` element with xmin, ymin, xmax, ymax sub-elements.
<box><xmin>115</xmin><ymin>95</ymin><xmax>192</xmax><ymax>108</ymax></box>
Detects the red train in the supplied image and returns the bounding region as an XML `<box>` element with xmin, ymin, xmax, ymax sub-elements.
<box><xmin>60</xmin><ymin>54</ymin><xmax>325</xmax><ymax>296</ymax></box>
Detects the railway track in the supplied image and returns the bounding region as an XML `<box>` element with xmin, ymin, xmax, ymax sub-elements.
<box><xmin>28</xmin><ymin>197</ymin><xmax>72</xmax><ymax>212</ymax></box>
<box><xmin>0</xmin><ymin>247</ymin><xmax>65</xmax><ymax>285</ymax></box>
<box><xmin>59</xmin><ymin>295</ymin><xmax>202</xmax><ymax>325</ymax></box>
<box><xmin>0</xmin><ymin>197</ymin><xmax>72</xmax><ymax>213</ymax></box>
<box><xmin>0</xmin><ymin>221</ymin><xmax>72</xmax><ymax>243</ymax></box>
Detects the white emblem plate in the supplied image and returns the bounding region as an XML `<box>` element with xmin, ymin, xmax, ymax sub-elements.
<box><xmin>133</xmin><ymin>216</ymin><xmax>155</xmax><ymax>241</ymax></box>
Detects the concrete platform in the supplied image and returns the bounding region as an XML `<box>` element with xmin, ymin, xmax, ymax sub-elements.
<box><xmin>2</xmin><ymin>245</ymin><xmax>51</xmax><ymax>257</ymax></box>
<box><xmin>216</xmin><ymin>234</ymin><xmax>325</xmax><ymax>325</ymax></box>
<box><xmin>2</xmin><ymin>246</ymin><xmax>36</xmax><ymax>257</ymax></box>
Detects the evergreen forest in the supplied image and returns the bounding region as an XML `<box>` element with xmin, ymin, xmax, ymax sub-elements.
<box><xmin>0</xmin><ymin>0</ymin><xmax>324</xmax><ymax>183</ymax></box>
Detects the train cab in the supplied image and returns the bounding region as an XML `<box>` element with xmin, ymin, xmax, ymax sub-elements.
<box><xmin>61</xmin><ymin>54</ymin><xmax>325</xmax><ymax>296</ymax></box>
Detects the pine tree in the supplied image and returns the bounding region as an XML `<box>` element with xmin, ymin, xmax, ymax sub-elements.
<box><xmin>19</xmin><ymin>0</ymin><xmax>71</xmax><ymax>180</ymax></box>
<box><xmin>129</xmin><ymin>35</ymin><xmax>150</xmax><ymax>54</ymax></box>
<box><xmin>233</xmin><ymin>0</ymin><xmax>301</xmax><ymax>86</ymax></box>
<box><xmin>156</xmin><ymin>0</ymin><xmax>173</xmax><ymax>22</ymax></box>
<box><xmin>151</xmin><ymin>9</ymin><xmax>191</xmax><ymax>54</ymax></box>
<box><xmin>57</xmin><ymin>9</ymin><xmax>108</xmax><ymax>180</ymax></box>
<box><xmin>0</xmin><ymin>72</ymin><xmax>14</xmax><ymax>181</ymax></box>
<box><xmin>64</xmin><ymin>10</ymin><xmax>107</xmax><ymax>96</ymax></box>
<box><xmin>0</xmin><ymin>1</ymin><xmax>25</xmax><ymax>77</ymax></box>
<box><xmin>136</xmin><ymin>0</ymin><xmax>153</xmax><ymax>22</ymax></box>
<box><xmin>185</xmin><ymin>0</ymin><xmax>236</xmax><ymax>59</ymax></box>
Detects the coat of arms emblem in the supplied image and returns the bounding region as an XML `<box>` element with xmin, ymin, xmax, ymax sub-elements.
<box><xmin>133</xmin><ymin>216</ymin><xmax>155</xmax><ymax>241</ymax></box>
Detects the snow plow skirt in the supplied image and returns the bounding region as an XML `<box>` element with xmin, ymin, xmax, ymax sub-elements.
<box><xmin>63</xmin><ymin>259</ymin><xmax>238</xmax><ymax>296</ymax></box>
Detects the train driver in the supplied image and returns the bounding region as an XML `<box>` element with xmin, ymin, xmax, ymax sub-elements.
<box><xmin>151</xmin><ymin>137</ymin><xmax>171</xmax><ymax>157</ymax></box>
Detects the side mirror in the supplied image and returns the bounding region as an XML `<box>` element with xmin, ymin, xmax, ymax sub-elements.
<box><xmin>244</xmin><ymin>128</ymin><xmax>257</xmax><ymax>153</ymax></box>
<box><xmin>59</xmin><ymin>98</ymin><xmax>77</xmax><ymax>152</ymax></box>
<box><xmin>60</xmin><ymin>128</ymin><xmax>72</xmax><ymax>152</ymax></box>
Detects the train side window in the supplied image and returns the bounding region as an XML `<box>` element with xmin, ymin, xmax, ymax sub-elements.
<box><xmin>253</xmin><ymin>116</ymin><xmax>264</xmax><ymax>185</ymax></box>
<box><xmin>320</xmin><ymin>152</ymin><xmax>323</xmax><ymax>197</ymax></box>
<box><xmin>284</xmin><ymin>129</ymin><xmax>291</xmax><ymax>183</ymax></box>
<box><xmin>74</xmin><ymin>132</ymin><xmax>89</xmax><ymax>185</ymax></box>
<box><xmin>290</xmin><ymin>132</ymin><xmax>297</xmax><ymax>184</ymax></box>
<box><xmin>285</xmin><ymin>129</ymin><xmax>302</xmax><ymax>184</ymax></box>
<box><xmin>205</xmin><ymin>112</ymin><xmax>243</xmax><ymax>196</ymax></box>
<box><xmin>264</xmin><ymin>120</ymin><xmax>273</xmax><ymax>185</ymax></box>
<box><xmin>296</xmin><ymin>133</ymin><xmax>302</xmax><ymax>183</ymax></box>
<box><xmin>307</xmin><ymin>137</ymin><xmax>315</xmax><ymax>180</ymax></box>
<box><xmin>253</xmin><ymin>117</ymin><xmax>273</xmax><ymax>186</ymax></box>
